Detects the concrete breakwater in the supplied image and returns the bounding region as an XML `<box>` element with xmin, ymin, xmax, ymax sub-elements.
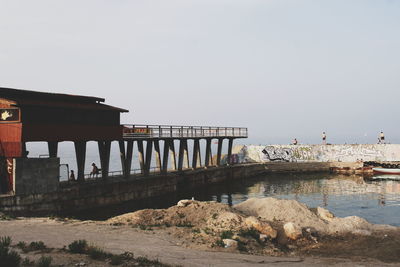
<box><xmin>234</xmin><ymin>144</ymin><xmax>400</xmax><ymax>163</ymax></box>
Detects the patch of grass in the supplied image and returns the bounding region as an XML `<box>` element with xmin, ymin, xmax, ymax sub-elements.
<box><xmin>0</xmin><ymin>237</ymin><xmax>21</xmax><ymax>267</ymax></box>
<box><xmin>68</xmin><ymin>240</ymin><xmax>88</xmax><ymax>254</ymax></box>
<box><xmin>0</xmin><ymin>236</ymin><xmax>11</xmax><ymax>247</ymax></box>
<box><xmin>236</xmin><ymin>239</ymin><xmax>248</xmax><ymax>252</ymax></box>
<box><xmin>192</xmin><ymin>228</ymin><xmax>200</xmax><ymax>234</ymax></box>
<box><xmin>213</xmin><ymin>239</ymin><xmax>225</xmax><ymax>248</ymax></box>
<box><xmin>177</xmin><ymin>213</ymin><xmax>185</xmax><ymax>219</ymax></box>
<box><xmin>36</xmin><ymin>256</ymin><xmax>52</xmax><ymax>267</ymax></box>
<box><xmin>87</xmin><ymin>246</ymin><xmax>111</xmax><ymax>260</ymax></box>
<box><xmin>220</xmin><ymin>230</ymin><xmax>234</xmax><ymax>240</ymax></box>
<box><xmin>0</xmin><ymin>213</ymin><xmax>15</xmax><ymax>221</ymax></box>
<box><xmin>135</xmin><ymin>256</ymin><xmax>169</xmax><ymax>266</ymax></box>
<box><xmin>21</xmin><ymin>257</ymin><xmax>35</xmax><ymax>266</ymax></box>
<box><xmin>239</xmin><ymin>228</ymin><xmax>260</xmax><ymax>240</ymax></box>
<box><xmin>17</xmin><ymin>241</ymin><xmax>27</xmax><ymax>250</ymax></box>
<box><xmin>27</xmin><ymin>241</ymin><xmax>46</xmax><ymax>251</ymax></box>
<box><xmin>110</xmin><ymin>254</ymin><xmax>124</xmax><ymax>265</ymax></box>
<box><xmin>176</xmin><ymin>221</ymin><xmax>193</xmax><ymax>228</ymax></box>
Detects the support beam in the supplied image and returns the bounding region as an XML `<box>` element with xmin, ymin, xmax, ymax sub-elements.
<box><xmin>98</xmin><ymin>140</ymin><xmax>111</xmax><ymax>178</ymax></box>
<box><xmin>74</xmin><ymin>141</ymin><xmax>86</xmax><ymax>182</ymax></box>
<box><xmin>154</xmin><ymin>140</ymin><xmax>162</xmax><ymax>172</ymax></box>
<box><xmin>137</xmin><ymin>140</ymin><xmax>145</xmax><ymax>175</ymax></box>
<box><xmin>178</xmin><ymin>139</ymin><xmax>189</xmax><ymax>171</ymax></box>
<box><xmin>144</xmin><ymin>140</ymin><xmax>153</xmax><ymax>175</ymax></box>
<box><xmin>216</xmin><ymin>138</ymin><xmax>223</xmax><ymax>166</ymax></box>
<box><xmin>205</xmin><ymin>139</ymin><xmax>213</xmax><ymax>167</ymax></box>
<box><xmin>118</xmin><ymin>141</ymin><xmax>126</xmax><ymax>177</ymax></box>
<box><xmin>192</xmin><ymin>139</ymin><xmax>201</xmax><ymax>169</ymax></box>
<box><xmin>169</xmin><ymin>140</ymin><xmax>177</xmax><ymax>171</ymax></box>
<box><xmin>125</xmin><ymin>140</ymin><xmax>134</xmax><ymax>177</ymax></box>
<box><xmin>162</xmin><ymin>140</ymin><xmax>169</xmax><ymax>173</ymax></box>
<box><xmin>47</xmin><ymin>142</ymin><xmax>58</xmax><ymax>158</ymax></box>
<box><xmin>227</xmin><ymin>138</ymin><xmax>233</xmax><ymax>165</ymax></box>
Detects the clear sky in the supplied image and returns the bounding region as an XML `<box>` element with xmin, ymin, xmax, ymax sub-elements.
<box><xmin>1</xmin><ymin>0</ymin><xmax>399</xmax><ymax>145</ymax></box>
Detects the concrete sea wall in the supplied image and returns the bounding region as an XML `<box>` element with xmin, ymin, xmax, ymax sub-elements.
<box><xmin>235</xmin><ymin>144</ymin><xmax>400</xmax><ymax>163</ymax></box>
<box><xmin>0</xmin><ymin>164</ymin><xmax>268</xmax><ymax>216</ymax></box>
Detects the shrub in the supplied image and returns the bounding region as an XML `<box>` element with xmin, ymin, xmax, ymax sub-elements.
<box><xmin>68</xmin><ymin>240</ymin><xmax>88</xmax><ymax>254</ymax></box>
<box><xmin>87</xmin><ymin>246</ymin><xmax>110</xmax><ymax>260</ymax></box>
<box><xmin>220</xmin><ymin>230</ymin><xmax>234</xmax><ymax>240</ymax></box>
<box><xmin>135</xmin><ymin>256</ymin><xmax>166</xmax><ymax>266</ymax></box>
<box><xmin>21</xmin><ymin>257</ymin><xmax>35</xmax><ymax>266</ymax></box>
<box><xmin>214</xmin><ymin>239</ymin><xmax>225</xmax><ymax>247</ymax></box>
<box><xmin>0</xmin><ymin>245</ymin><xmax>21</xmax><ymax>267</ymax></box>
<box><xmin>28</xmin><ymin>241</ymin><xmax>46</xmax><ymax>251</ymax></box>
<box><xmin>0</xmin><ymin>236</ymin><xmax>11</xmax><ymax>247</ymax></box>
<box><xmin>36</xmin><ymin>255</ymin><xmax>52</xmax><ymax>267</ymax></box>
<box><xmin>17</xmin><ymin>241</ymin><xmax>27</xmax><ymax>250</ymax></box>
<box><xmin>110</xmin><ymin>254</ymin><xmax>124</xmax><ymax>265</ymax></box>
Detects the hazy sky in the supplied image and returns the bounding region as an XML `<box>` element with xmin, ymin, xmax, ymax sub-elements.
<box><xmin>1</xmin><ymin>0</ymin><xmax>399</xmax><ymax>145</ymax></box>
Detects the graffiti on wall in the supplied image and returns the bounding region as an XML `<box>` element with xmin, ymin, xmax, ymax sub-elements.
<box><xmin>261</xmin><ymin>146</ymin><xmax>315</xmax><ymax>162</ymax></box>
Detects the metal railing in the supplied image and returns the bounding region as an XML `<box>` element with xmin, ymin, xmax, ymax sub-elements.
<box><xmin>122</xmin><ymin>124</ymin><xmax>248</xmax><ymax>139</ymax></box>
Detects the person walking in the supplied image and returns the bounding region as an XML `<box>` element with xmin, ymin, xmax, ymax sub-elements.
<box><xmin>322</xmin><ymin>132</ymin><xmax>327</xmax><ymax>145</ymax></box>
<box><xmin>292</xmin><ymin>138</ymin><xmax>298</xmax><ymax>145</ymax></box>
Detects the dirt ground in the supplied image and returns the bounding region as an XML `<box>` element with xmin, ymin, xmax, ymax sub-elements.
<box><xmin>1</xmin><ymin>198</ymin><xmax>400</xmax><ymax>266</ymax></box>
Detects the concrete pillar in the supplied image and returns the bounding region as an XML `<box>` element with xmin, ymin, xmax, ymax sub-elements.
<box><xmin>178</xmin><ymin>139</ymin><xmax>189</xmax><ymax>171</ymax></box>
<box><xmin>227</xmin><ymin>138</ymin><xmax>233</xmax><ymax>165</ymax></box>
<box><xmin>192</xmin><ymin>139</ymin><xmax>201</xmax><ymax>169</ymax></box>
<box><xmin>47</xmin><ymin>142</ymin><xmax>58</xmax><ymax>158</ymax></box>
<box><xmin>125</xmin><ymin>140</ymin><xmax>134</xmax><ymax>177</ymax></box>
<box><xmin>162</xmin><ymin>140</ymin><xmax>169</xmax><ymax>173</ymax></box>
<box><xmin>169</xmin><ymin>140</ymin><xmax>177</xmax><ymax>171</ymax></box>
<box><xmin>154</xmin><ymin>140</ymin><xmax>162</xmax><ymax>172</ymax></box>
<box><xmin>205</xmin><ymin>139</ymin><xmax>213</xmax><ymax>167</ymax></box>
<box><xmin>137</xmin><ymin>140</ymin><xmax>145</xmax><ymax>175</ymax></box>
<box><xmin>118</xmin><ymin>141</ymin><xmax>126</xmax><ymax>177</ymax></box>
<box><xmin>74</xmin><ymin>141</ymin><xmax>86</xmax><ymax>182</ymax></box>
<box><xmin>144</xmin><ymin>140</ymin><xmax>153</xmax><ymax>175</ymax></box>
<box><xmin>217</xmin><ymin>138</ymin><xmax>223</xmax><ymax>166</ymax></box>
<box><xmin>98</xmin><ymin>140</ymin><xmax>111</xmax><ymax>178</ymax></box>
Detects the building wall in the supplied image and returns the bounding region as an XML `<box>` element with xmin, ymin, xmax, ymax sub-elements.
<box><xmin>13</xmin><ymin>158</ymin><xmax>60</xmax><ymax>195</ymax></box>
<box><xmin>235</xmin><ymin>144</ymin><xmax>400</xmax><ymax>163</ymax></box>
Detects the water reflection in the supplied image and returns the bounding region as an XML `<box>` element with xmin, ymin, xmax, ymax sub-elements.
<box><xmin>208</xmin><ymin>173</ymin><xmax>400</xmax><ymax>226</ymax></box>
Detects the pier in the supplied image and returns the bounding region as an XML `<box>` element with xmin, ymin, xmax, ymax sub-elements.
<box><xmin>0</xmin><ymin>87</ymin><xmax>248</xmax><ymax>214</ymax></box>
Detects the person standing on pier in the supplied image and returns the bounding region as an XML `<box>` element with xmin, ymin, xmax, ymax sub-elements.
<box><xmin>322</xmin><ymin>132</ymin><xmax>327</xmax><ymax>145</ymax></box>
<box><xmin>379</xmin><ymin>131</ymin><xmax>385</xmax><ymax>144</ymax></box>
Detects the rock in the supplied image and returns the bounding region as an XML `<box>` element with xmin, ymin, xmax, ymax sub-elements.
<box><xmin>177</xmin><ymin>199</ymin><xmax>195</xmax><ymax>207</ymax></box>
<box><xmin>213</xmin><ymin>212</ymin><xmax>244</xmax><ymax>231</ymax></box>
<box><xmin>223</xmin><ymin>239</ymin><xmax>238</xmax><ymax>248</ymax></box>
<box><xmin>351</xmin><ymin>229</ymin><xmax>372</xmax><ymax>236</ymax></box>
<box><xmin>244</xmin><ymin>216</ymin><xmax>277</xmax><ymax>239</ymax></box>
<box><xmin>317</xmin><ymin>207</ymin><xmax>334</xmax><ymax>222</ymax></box>
<box><xmin>284</xmin><ymin>222</ymin><xmax>302</xmax><ymax>240</ymax></box>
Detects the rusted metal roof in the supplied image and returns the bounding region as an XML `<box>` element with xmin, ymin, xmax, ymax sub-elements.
<box><xmin>0</xmin><ymin>87</ymin><xmax>128</xmax><ymax>112</ymax></box>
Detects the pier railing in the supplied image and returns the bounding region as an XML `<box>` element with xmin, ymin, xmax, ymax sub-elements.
<box><xmin>122</xmin><ymin>124</ymin><xmax>248</xmax><ymax>139</ymax></box>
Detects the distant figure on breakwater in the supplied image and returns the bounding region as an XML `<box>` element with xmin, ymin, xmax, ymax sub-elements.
<box><xmin>90</xmin><ymin>163</ymin><xmax>100</xmax><ymax>178</ymax></box>
<box><xmin>379</xmin><ymin>131</ymin><xmax>385</xmax><ymax>144</ymax></box>
<box><xmin>292</xmin><ymin>138</ymin><xmax>298</xmax><ymax>145</ymax></box>
<box><xmin>322</xmin><ymin>132</ymin><xmax>327</xmax><ymax>145</ymax></box>
<box><xmin>69</xmin><ymin>170</ymin><xmax>75</xmax><ymax>181</ymax></box>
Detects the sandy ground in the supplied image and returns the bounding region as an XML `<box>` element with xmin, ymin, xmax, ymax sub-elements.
<box><xmin>0</xmin><ymin>218</ymin><xmax>398</xmax><ymax>266</ymax></box>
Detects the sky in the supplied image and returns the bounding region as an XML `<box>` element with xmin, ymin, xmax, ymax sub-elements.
<box><xmin>1</xmin><ymin>0</ymin><xmax>400</xmax><ymax>145</ymax></box>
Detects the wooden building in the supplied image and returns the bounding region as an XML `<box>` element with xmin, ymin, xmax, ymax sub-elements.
<box><xmin>0</xmin><ymin>87</ymin><xmax>128</xmax><ymax>190</ymax></box>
